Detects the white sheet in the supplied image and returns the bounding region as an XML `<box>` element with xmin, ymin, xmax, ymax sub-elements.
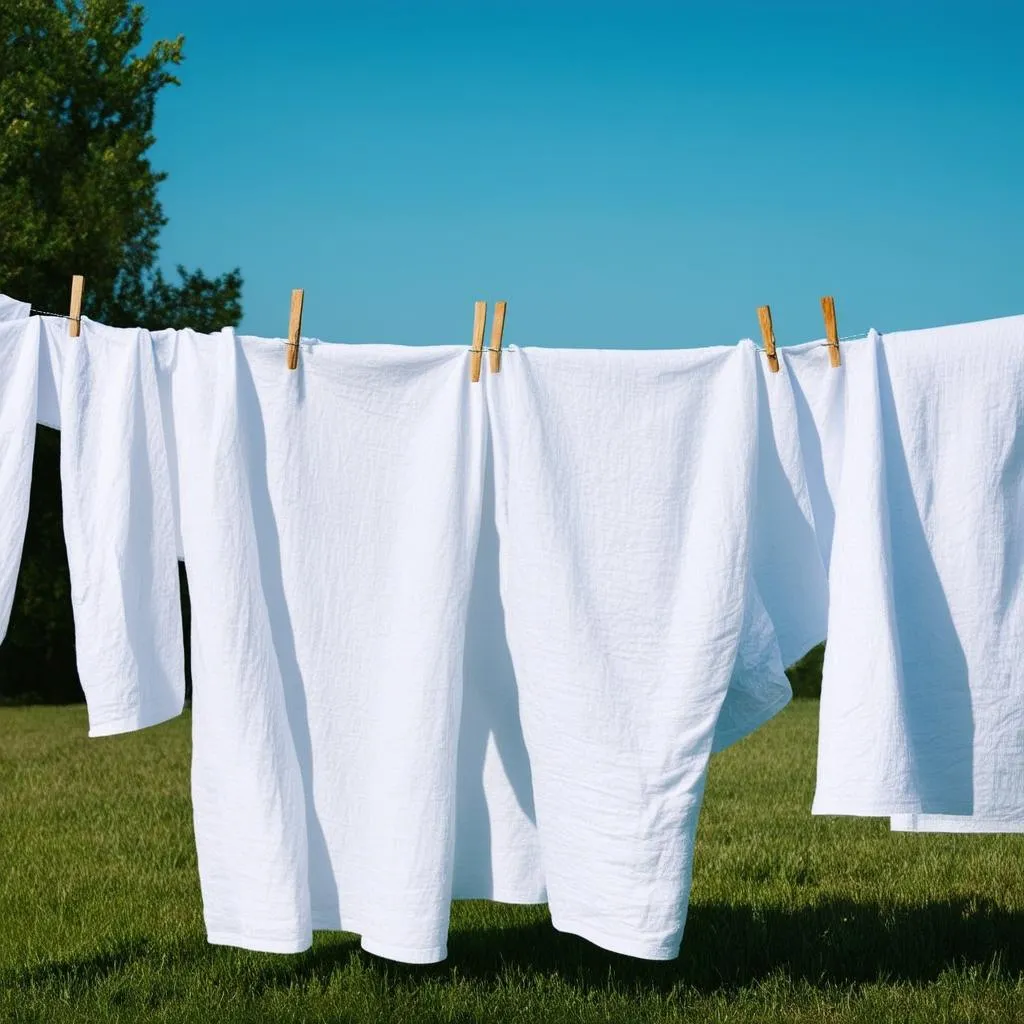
<box><xmin>159</xmin><ymin>329</ymin><xmax>487</xmax><ymax>962</ymax></box>
<box><xmin>484</xmin><ymin>340</ymin><xmax>790</xmax><ymax>959</ymax></box>
<box><xmin>802</xmin><ymin>318</ymin><xmax>1024</xmax><ymax>828</ymax></box>
<box><xmin>0</xmin><ymin>316</ymin><xmax>40</xmax><ymax>643</ymax></box>
<box><xmin>0</xmin><ymin>294</ymin><xmax>30</xmax><ymax>321</ymax></box>
<box><xmin>58</xmin><ymin>319</ymin><xmax>184</xmax><ymax>736</ymax></box>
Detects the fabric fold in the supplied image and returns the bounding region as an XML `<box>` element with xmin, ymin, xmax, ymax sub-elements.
<box><xmin>879</xmin><ymin>316</ymin><xmax>1024</xmax><ymax>830</ymax></box>
<box><xmin>162</xmin><ymin>331</ymin><xmax>487</xmax><ymax>962</ymax></box>
<box><xmin>803</xmin><ymin>316</ymin><xmax>1024</xmax><ymax>827</ymax></box>
<box><xmin>0</xmin><ymin>294</ymin><xmax>31</xmax><ymax>321</ymax></box>
<box><xmin>750</xmin><ymin>343</ymin><xmax>832</xmax><ymax>668</ymax></box>
<box><xmin>0</xmin><ymin>315</ymin><xmax>41</xmax><ymax>644</ymax></box>
<box><xmin>58</xmin><ymin>318</ymin><xmax>184</xmax><ymax>737</ymax></box>
<box><xmin>157</xmin><ymin>327</ymin><xmax>313</xmax><ymax>953</ymax></box>
<box><xmin>485</xmin><ymin>340</ymin><xmax>788</xmax><ymax>959</ymax></box>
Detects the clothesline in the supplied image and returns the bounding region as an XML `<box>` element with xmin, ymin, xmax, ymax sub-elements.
<box><xmin>35</xmin><ymin>273</ymin><xmax>861</xmax><ymax>380</ymax></box>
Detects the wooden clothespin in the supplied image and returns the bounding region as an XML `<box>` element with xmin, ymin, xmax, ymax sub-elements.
<box><xmin>286</xmin><ymin>289</ymin><xmax>304</xmax><ymax>370</ymax></box>
<box><xmin>469</xmin><ymin>300</ymin><xmax>488</xmax><ymax>383</ymax></box>
<box><xmin>821</xmin><ymin>295</ymin><xmax>841</xmax><ymax>368</ymax></box>
<box><xmin>69</xmin><ymin>275</ymin><xmax>84</xmax><ymax>337</ymax></box>
<box><xmin>489</xmin><ymin>300</ymin><xmax>507</xmax><ymax>374</ymax></box>
<box><xmin>757</xmin><ymin>305</ymin><xmax>779</xmax><ymax>373</ymax></box>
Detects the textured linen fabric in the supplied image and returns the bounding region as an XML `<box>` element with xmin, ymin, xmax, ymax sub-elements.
<box><xmin>881</xmin><ymin>317</ymin><xmax>1024</xmax><ymax>831</ymax></box>
<box><xmin>749</xmin><ymin>344</ymin><xmax>835</xmax><ymax>667</ymax></box>
<box><xmin>0</xmin><ymin>316</ymin><xmax>40</xmax><ymax>643</ymax></box>
<box><xmin>453</xmin><ymin>445</ymin><xmax>546</xmax><ymax>902</ymax></box>
<box><xmin>484</xmin><ymin>340</ymin><xmax>791</xmax><ymax>960</ymax></box>
<box><xmin>778</xmin><ymin>336</ymin><xmax>847</xmax><ymax>586</ymax></box>
<box><xmin>450</xmin><ymin>426</ymin><xmax>792</xmax><ymax>905</ymax></box>
<box><xmin>58</xmin><ymin>318</ymin><xmax>184</xmax><ymax>736</ymax></box>
<box><xmin>157</xmin><ymin>329</ymin><xmax>487</xmax><ymax>962</ymax></box>
<box><xmin>799</xmin><ymin>319</ymin><xmax>1024</xmax><ymax>827</ymax></box>
<box><xmin>154</xmin><ymin>327</ymin><xmax>312</xmax><ymax>954</ymax></box>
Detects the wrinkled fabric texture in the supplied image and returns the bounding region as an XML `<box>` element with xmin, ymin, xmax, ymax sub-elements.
<box><xmin>154</xmin><ymin>328</ymin><xmax>312</xmax><ymax>954</ymax></box>
<box><xmin>485</xmin><ymin>341</ymin><xmax>791</xmax><ymax>960</ymax></box>
<box><xmin>749</xmin><ymin>347</ymin><xmax>832</xmax><ymax>667</ymax></box>
<box><xmin>0</xmin><ymin>316</ymin><xmax>40</xmax><ymax>644</ymax></box>
<box><xmin>15</xmin><ymin>286</ymin><xmax>1022</xmax><ymax>945</ymax></box>
<box><xmin>880</xmin><ymin>317</ymin><xmax>1024</xmax><ymax>830</ymax></box>
<box><xmin>453</xmin><ymin>447</ymin><xmax>546</xmax><ymax>902</ymax></box>
<box><xmin>790</xmin><ymin>319</ymin><xmax>1024</xmax><ymax>828</ymax></box>
<box><xmin>158</xmin><ymin>330</ymin><xmax>486</xmax><ymax>962</ymax></box>
<box><xmin>452</xmin><ymin>343</ymin><xmax>809</xmax><ymax>911</ymax></box>
<box><xmin>59</xmin><ymin>319</ymin><xmax>184</xmax><ymax>737</ymax></box>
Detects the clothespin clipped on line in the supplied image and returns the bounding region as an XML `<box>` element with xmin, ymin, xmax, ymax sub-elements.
<box><xmin>469</xmin><ymin>301</ymin><xmax>488</xmax><ymax>383</ymax></box>
<box><xmin>286</xmin><ymin>289</ymin><xmax>304</xmax><ymax>370</ymax></box>
<box><xmin>490</xmin><ymin>300</ymin><xmax>507</xmax><ymax>374</ymax></box>
<box><xmin>757</xmin><ymin>305</ymin><xmax>779</xmax><ymax>373</ymax></box>
<box><xmin>821</xmin><ymin>295</ymin><xmax>841</xmax><ymax>368</ymax></box>
<box><xmin>469</xmin><ymin>300</ymin><xmax>508</xmax><ymax>381</ymax></box>
<box><xmin>69</xmin><ymin>274</ymin><xmax>84</xmax><ymax>337</ymax></box>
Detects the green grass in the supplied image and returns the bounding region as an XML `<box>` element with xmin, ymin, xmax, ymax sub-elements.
<box><xmin>2</xmin><ymin>701</ymin><xmax>1023</xmax><ymax>1023</ymax></box>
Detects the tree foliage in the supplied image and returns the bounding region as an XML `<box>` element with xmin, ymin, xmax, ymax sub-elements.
<box><xmin>0</xmin><ymin>0</ymin><xmax>239</xmax><ymax>700</ymax></box>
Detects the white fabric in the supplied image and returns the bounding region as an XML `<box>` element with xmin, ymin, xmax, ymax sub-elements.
<box><xmin>0</xmin><ymin>316</ymin><xmax>40</xmax><ymax>643</ymax></box>
<box><xmin>713</xmin><ymin>581</ymin><xmax>793</xmax><ymax>752</ymax></box>
<box><xmin>484</xmin><ymin>341</ymin><xmax>790</xmax><ymax>960</ymax></box>
<box><xmin>890</xmin><ymin>813</ymin><xmax>1024</xmax><ymax>833</ymax></box>
<box><xmin>59</xmin><ymin>318</ymin><xmax>184</xmax><ymax>737</ymax></box>
<box><xmin>0</xmin><ymin>294</ymin><xmax>31</xmax><ymax>321</ymax></box>
<box><xmin>157</xmin><ymin>329</ymin><xmax>486</xmax><ymax>962</ymax></box>
<box><xmin>37</xmin><ymin>316</ymin><xmax>69</xmax><ymax>431</ymax></box>
<box><xmin>451</xmin><ymin>434</ymin><xmax>791</xmax><ymax>907</ymax></box>
<box><xmin>750</xmin><ymin>347</ymin><xmax>833</xmax><ymax>667</ymax></box>
<box><xmin>453</xmin><ymin>449</ymin><xmax>546</xmax><ymax>901</ymax></box>
<box><xmin>801</xmin><ymin>319</ymin><xmax>1024</xmax><ymax>827</ymax></box>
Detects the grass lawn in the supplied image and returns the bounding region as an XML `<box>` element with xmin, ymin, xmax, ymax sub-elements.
<box><xmin>2</xmin><ymin>699</ymin><xmax>1023</xmax><ymax>1023</ymax></box>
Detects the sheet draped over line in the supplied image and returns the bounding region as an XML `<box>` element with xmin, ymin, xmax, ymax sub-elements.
<box><xmin>781</xmin><ymin>317</ymin><xmax>1024</xmax><ymax>831</ymax></box>
<box><xmin>0</xmin><ymin>316</ymin><xmax>39</xmax><ymax>641</ymax></box>
<box><xmin>484</xmin><ymin>341</ymin><xmax>796</xmax><ymax>957</ymax></box>
<box><xmin>1</xmin><ymin>293</ymin><xmax>1022</xmax><ymax>963</ymax></box>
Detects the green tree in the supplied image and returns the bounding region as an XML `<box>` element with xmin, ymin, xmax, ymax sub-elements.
<box><xmin>0</xmin><ymin>0</ymin><xmax>240</xmax><ymax>700</ymax></box>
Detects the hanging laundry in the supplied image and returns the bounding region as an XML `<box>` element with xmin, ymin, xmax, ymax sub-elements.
<box><xmin>881</xmin><ymin>318</ymin><xmax>1024</xmax><ymax>833</ymax></box>
<box><xmin>37</xmin><ymin>315</ymin><xmax>69</xmax><ymax>431</ymax></box>
<box><xmin>483</xmin><ymin>340</ymin><xmax>792</xmax><ymax>960</ymax></box>
<box><xmin>748</xmin><ymin>344</ymin><xmax>835</xmax><ymax>667</ymax></box>
<box><xmin>452</xmin><ymin>422</ymin><xmax>805</xmax><ymax>908</ymax></box>
<box><xmin>0</xmin><ymin>293</ymin><xmax>79</xmax><ymax>431</ymax></box>
<box><xmin>153</xmin><ymin>326</ymin><xmax>313</xmax><ymax>953</ymax></box>
<box><xmin>156</xmin><ymin>328</ymin><xmax>487</xmax><ymax>962</ymax></box>
<box><xmin>0</xmin><ymin>294</ymin><xmax>30</xmax><ymax>321</ymax></box>
<box><xmin>0</xmin><ymin>315</ymin><xmax>40</xmax><ymax>644</ymax></box>
<box><xmin>785</xmin><ymin>318</ymin><xmax>1024</xmax><ymax>829</ymax></box>
<box><xmin>58</xmin><ymin>319</ymin><xmax>184</xmax><ymax>736</ymax></box>
<box><xmin>453</xmin><ymin>447</ymin><xmax>545</xmax><ymax>903</ymax></box>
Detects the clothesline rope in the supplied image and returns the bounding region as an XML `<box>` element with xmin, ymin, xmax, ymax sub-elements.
<box><xmin>30</xmin><ymin>308</ymin><xmax>80</xmax><ymax>321</ymax></box>
<box><xmin>24</xmin><ymin>311</ymin><xmax>868</xmax><ymax>351</ymax></box>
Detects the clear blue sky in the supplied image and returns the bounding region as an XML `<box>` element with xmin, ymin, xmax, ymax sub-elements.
<box><xmin>142</xmin><ymin>0</ymin><xmax>1023</xmax><ymax>348</ymax></box>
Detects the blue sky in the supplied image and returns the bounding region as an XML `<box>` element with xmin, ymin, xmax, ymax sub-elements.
<box><xmin>142</xmin><ymin>1</ymin><xmax>1023</xmax><ymax>348</ymax></box>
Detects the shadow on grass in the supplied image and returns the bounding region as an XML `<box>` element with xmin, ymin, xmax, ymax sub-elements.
<box><xmin>6</xmin><ymin>937</ymin><xmax>154</xmax><ymax>990</ymax></box>
<box><xmin>421</xmin><ymin>897</ymin><xmax>1024</xmax><ymax>992</ymax></box>
<box><xmin>7</xmin><ymin>898</ymin><xmax>1023</xmax><ymax>999</ymax></box>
